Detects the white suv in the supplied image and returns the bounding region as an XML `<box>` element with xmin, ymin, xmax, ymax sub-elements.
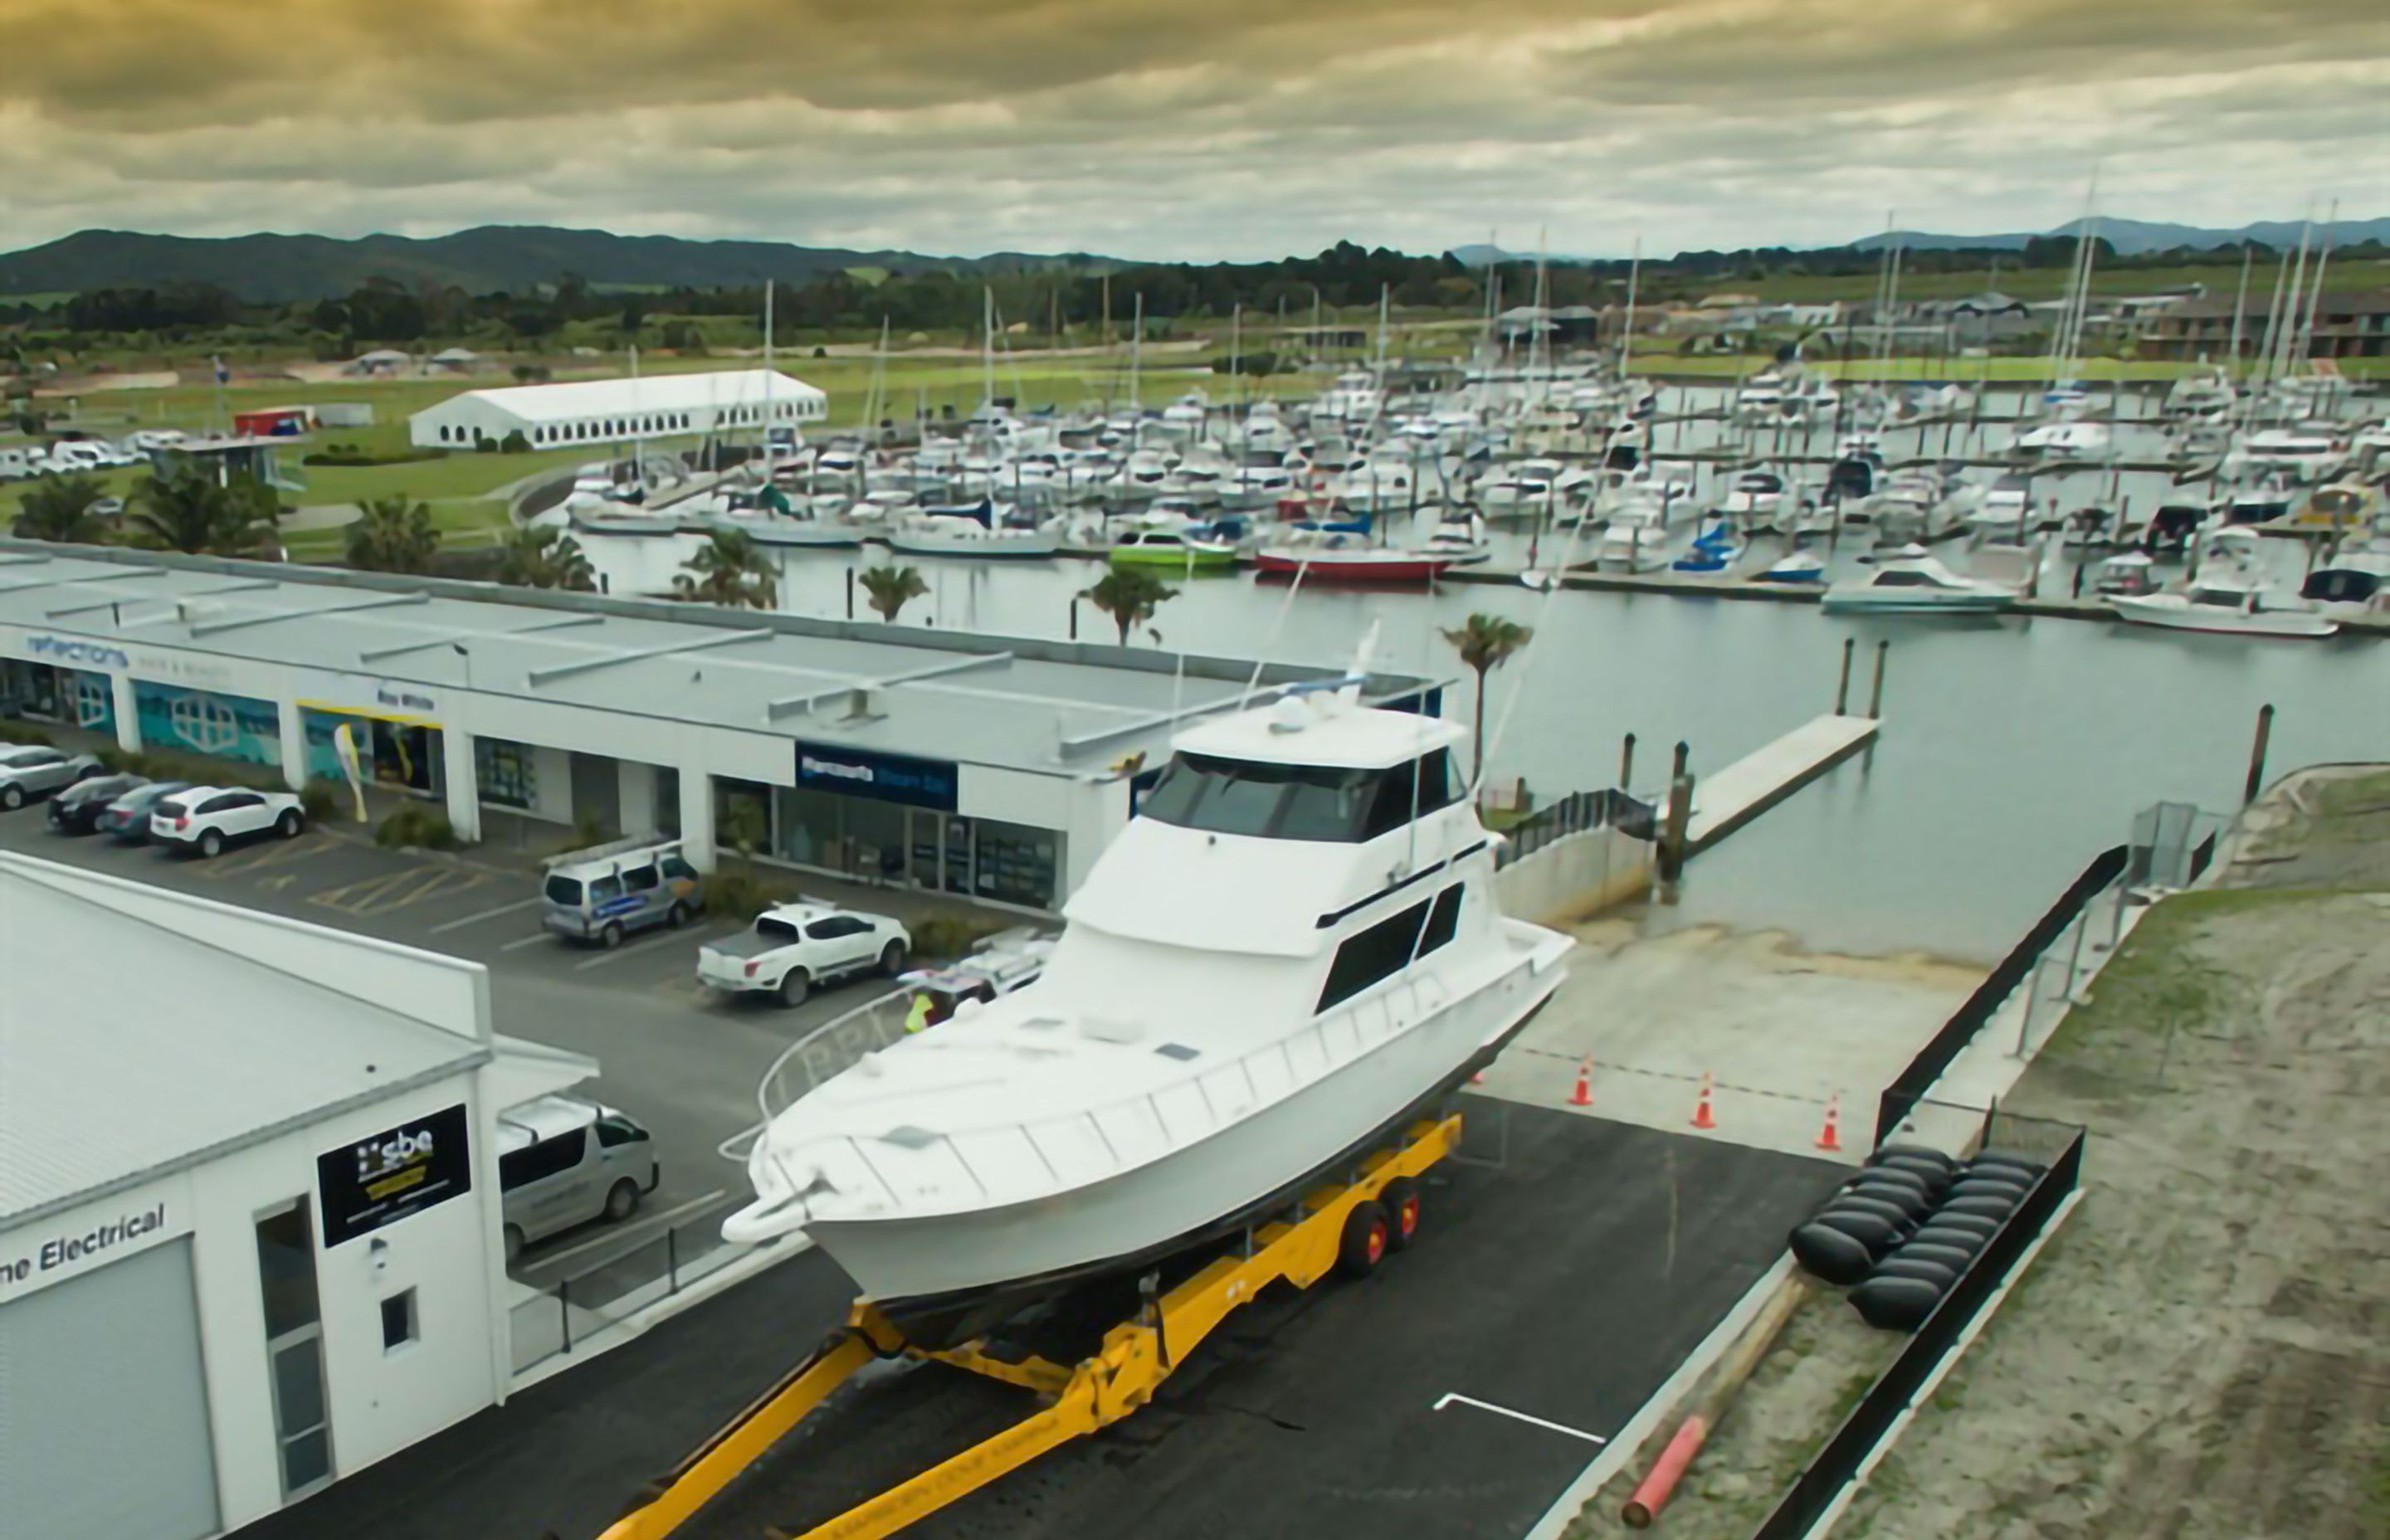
<box><xmin>151</xmin><ymin>785</ymin><xmax>305</xmax><ymax>857</ymax></box>
<box><xmin>697</xmin><ymin>903</ymin><xmax>911</xmax><ymax>1006</ymax></box>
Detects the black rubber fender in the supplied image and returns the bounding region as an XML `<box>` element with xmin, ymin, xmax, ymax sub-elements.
<box><xmin>1946</xmin><ymin>1177</ymin><xmax>2031</xmax><ymax>1206</ymax></box>
<box><xmin>1969</xmin><ymin>1150</ymin><xmax>2048</xmax><ymax>1178</ymax></box>
<box><xmin>1832</xmin><ymin>1180</ymin><xmax>1930</xmax><ymax>1221</ymax></box>
<box><xmin>1851</xmin><ymin>1276</ymin><xmax>1943</xmax><ymax>1331</ymax></box>
<box><xmin>1822</xmin><ymin>1194</ymin><xmax>1918</xmax><ymax>1230</ymax></box>
<box><xmin>1874</xmin><ymin>1154</ymin><xmax>1955</xmax><ymax>1194</ymax></box>
<box><xmin>1868</xmin><ymin>1255</ymin><xmax>1958</xmax><ymax>1290</ymax></box>
<box><xmin>1915</xmin><ymin>1211</ymin><xmax>2000</xmax><ymax>1243</ymax></box>
<box><xmin>1810</xmin><ymin>1207</ymin><xmax>1905</xmax><ymax>1255</ymax></box>
<box><xmin>1789</xmin><ymin>1223</ymin><xmax>1875</xmax><ymax>1285</ymax></box>
<box><xmin>1893</xmin><ymin>1241</ymin><xmax>1977</xmax><ymax>1274</ymax></box>
<box><xmin>1909</xmin><ymin>1224</ymin><xmax>1988</xmax><ymax>1256</ymax></box>
<box><xmin>1867</xmin><ymin>1144</ymin><xmax>1959</xmax><ymax>1176</ymax></box>
<box><xmin>1940</xmin><ymin>1194</ymin><xmax>2021</xmax><ymax>1223</ymax></box>
<box><xmin>1845</xmin><ymin>1166</ymin><xmax>1933</xmax><ymax>1201</ymax></box>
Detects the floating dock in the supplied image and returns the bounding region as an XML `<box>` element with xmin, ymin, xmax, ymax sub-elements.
<box><xmin>1680</xmin><ymin>714</ymin><xmax>1881</xmax><ymax>854</ymax></box>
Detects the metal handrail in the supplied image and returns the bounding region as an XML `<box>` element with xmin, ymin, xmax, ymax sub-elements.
<box><xmin>741</xmin><ymin>969</ymin><xmax>1463</xmax><ymax>1218</ymax></box>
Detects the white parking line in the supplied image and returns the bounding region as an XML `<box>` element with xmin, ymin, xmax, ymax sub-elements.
<box><xmin>571</xmin><ymin>923</ymin><xmax>730</xmax><ymax>972</ymax></box>
<box><xmin>428</xmin><ymin>895</ymin><xmax>544</xmax><ymax>935</ymax></box>
<box><xmin>1432</xmin><ymin>1393</ymin><xmax>1607</xmax><ymax>1445</ymax></box>
<box><xmin>499</xmin><ymin>932</ymin><xmax>554</xmax><ymax>953</ymax></box>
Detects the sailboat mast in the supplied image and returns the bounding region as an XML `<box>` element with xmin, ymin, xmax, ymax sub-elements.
<box><xmin>1130</xmin><ymin>292</ymin><xmax>1144</xmax><ymax>412</ymax></box>
<box><xmin>2274</xmin><ymin>216</ymin><xmax>2313</xmax><ymax>383</ymax></box>
<box><xmin>1619</xmin><ymin>236</ymin><xmax>1641</xmax><ymax>378</ymax></box>
<box><xmin>762</xmin><ymin>278</ymin><xmax>774</xmax><ymax>462</ymax></box>
<box><xmin>982</xmin><ymin>285</ymin><xmax>996</xmax><ymax>408</ymax></box>
<box><xmin>2296</xmin><ymin>199</ymin><xmax>2338</xmax><ymax>368</ymax></box>
<box><xmin>2226</xmin><ymin>244</ymin><xmax>2253</xmax><ymax>373</ymax></box>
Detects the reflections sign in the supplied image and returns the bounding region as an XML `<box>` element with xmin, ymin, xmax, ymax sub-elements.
<box><xmin>795</xmin><ymin>743</ymin><xmax>958</xmax><ymax>811</ymax></box>
<box><xmin>317</xmin><ymin>1104</ymin><xmax>473</xmax><ymax>1247</ymax></box>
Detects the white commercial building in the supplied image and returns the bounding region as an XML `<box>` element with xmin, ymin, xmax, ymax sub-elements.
<box><xmin>407</xmin><ymin>369</ymin><xmax>827</xmax><ymax>451</ymax></box>
<box><xmin>0</xmin><ymin>546</ymin><xmax>1441</xmax><ymax>912</ymax></box>
<box><xmin>0</xmin><ymin>852</ymin><xmax>595</xmax><ymax>1540</ymax></box>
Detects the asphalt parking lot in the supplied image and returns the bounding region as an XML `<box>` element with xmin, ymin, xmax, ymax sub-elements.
<box><xmin>236</xmin><ymin>1102</ymin><xmax>1841</xmax><ymax>1540</ymax></box>
<box><xmin>0</xmin><ymin>799</ymin><xmax>900</xmax><ymax>1274</ymax></box>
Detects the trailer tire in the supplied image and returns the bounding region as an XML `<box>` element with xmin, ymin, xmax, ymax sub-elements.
<box><xmin>1381</xmin><ymin>1179</ymin><xmax>1421</xmax><ymax>1253</ymax></box>
<box><xmin>1337</xmin><ymin>1200</ymin><xmax>1389</xmax><ymax>1279</ymax></box>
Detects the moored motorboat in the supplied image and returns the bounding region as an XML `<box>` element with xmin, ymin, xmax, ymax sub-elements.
<box><xmin>1820</xmin><ymin>544</ymin><xmax>2022</xmax><ymax>614</ymax></box>
<box><xmin>721</xmin><ymin>660</ymin><xmax>1572</xmax><ymax>1325</ymax></box>
<box><xmin>1107</xmin><ymin>528</ymin><xmax>1241</xmax><ymax>572</ymax></box>
<box><xmin>885</xmin><ymin>500</ymin><xmax>1061</xmax><ymax>558</ymax></box>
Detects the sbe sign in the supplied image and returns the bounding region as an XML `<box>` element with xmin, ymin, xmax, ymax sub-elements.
<box><xmin>317</xmin><ymin>1104</ymin><xmax>474</xmax><ymax>1247</ymax></box>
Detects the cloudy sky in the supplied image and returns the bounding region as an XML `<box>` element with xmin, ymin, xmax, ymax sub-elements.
<box><xmin>0</xmin><ymin>0</ymin><xmax>2383</xmax><ymax>259</ymax></box>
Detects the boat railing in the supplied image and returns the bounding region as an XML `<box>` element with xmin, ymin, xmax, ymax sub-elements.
<box><xmin>719</xmin><ymin>986</ymin><xmax>917</xmax><ymax>1166</ymax></box>
<box><xmin>741</xmin><ymin>969</ymin><xmax>1464</xmax><ymax>1213</ymax></box>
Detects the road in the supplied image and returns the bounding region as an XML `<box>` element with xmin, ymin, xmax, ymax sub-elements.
<box><xmin>0</xmin><ymin>802</ymin><xmax>882</xmax><ymax>1275</ymax></box>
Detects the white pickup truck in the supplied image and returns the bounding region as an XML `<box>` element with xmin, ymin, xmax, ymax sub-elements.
<box><xmin>151</xmin><ymin>784</ymin><xmax>306</xmax><ymax>857</ymax></box>
<box><xmin>696</xmin><ymin>902</ymin><xmax>911</xmax><ymax>1006</ymax></box>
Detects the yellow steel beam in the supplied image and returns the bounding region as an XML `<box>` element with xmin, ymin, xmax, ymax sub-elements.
<box><xmin>598</xmin><ymin>1330</ymin><xmax>876</xmax><ymax>1540</ymax></box>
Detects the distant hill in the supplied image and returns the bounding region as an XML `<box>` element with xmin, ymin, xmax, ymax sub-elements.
<box><xmin>1451</xmin><ymin>217</ymin><xmax>2390</xmax><ymax>266</ymax></box>
<box><xmin>1851</xmin><ymin>217</ymin><xmax>2390</xmax><ymax>256</ymax></box>
<box><xmin>0</xmin><ymin>227</ymin><xmax>1105</xmax><ymax>301</ymax></box>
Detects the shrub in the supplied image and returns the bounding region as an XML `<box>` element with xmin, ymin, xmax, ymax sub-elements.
<box><xmin>0</xmin><ymin>720</ymin><xmax>56</xmax><ymax>747</ymax></box>
<box><xmin>498</xmin><ymin>429</ymin><xmax>531</xmax><ymax>454</ymax></box>
<box><xmin>705</xmin><ymin>868</ymin><xmax>793</xmax><ymax>923</ymax></box>
<box><xmin>375</xmin><ymin>803</ymin><xmax>456</xmax><ymax>850</ymax></box>
<box><xmin>298</xmin><ymin>781</ymin><xmax>341</xmax><ymax>823</ymax></box>
<box><xmin>911</xmin><ymin>912</ymin><xmax>1006</xmax><ymax>961</ymax></box>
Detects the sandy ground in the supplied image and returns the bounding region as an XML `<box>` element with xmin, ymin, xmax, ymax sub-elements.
<box><xmin>1568</xmin><ymin>768</ymin><xmax>2390</xmax><ymax>1538</ymax></box>
<box><xmin>33</xmin><ymin>369</ymin><xmax>181</xmax><ymax>394</ymax></box>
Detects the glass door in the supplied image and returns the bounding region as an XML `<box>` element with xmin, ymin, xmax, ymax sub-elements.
<box><xmin>254</xmin><ymin>1200</ymin><xmax>334</xmax><ymax>1499</ymax></box>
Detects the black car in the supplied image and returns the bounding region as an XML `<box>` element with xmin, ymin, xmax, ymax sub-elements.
<box><xmin>49</xmin><ymin>772</ymin><xmax>149</xmax><ymax>834</ymax></box>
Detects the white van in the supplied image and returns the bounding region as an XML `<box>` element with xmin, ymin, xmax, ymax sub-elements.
<box><xmin>495</xmin><ymin>1096</ymin><xmax>660</xmax><ymax>1261</ymax></box>
<box><xmin>0</xmin><ymin>447</ymin><xmax>42</xmax><ymax>481</ymax></box>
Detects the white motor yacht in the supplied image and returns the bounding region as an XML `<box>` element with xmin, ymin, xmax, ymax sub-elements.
<box><xmin>2300</xmin><ymin>539</ymin><xmax>2390</xmax><ymax>618</ymax></box>
<box><xmin>1732</xmin><ymin>372</ymin><xmax>1788</xmax><ymax>425</ymax></box>
<box><xmin>2012</xmin><ymin>421</ymin><xmax>2111</xmax><ymax>463</ymax></box>
<box><xmin>2164</xmin><ymin>367</ymin><xmax>2236</xmax><ymax>422</ymax></box>
<box><xmin>1821</xmin><ymin>544</ymin><xmax>2025</xmax><ymax>614</ymax></box>
<box><xmin>722</xmin><ymin>667</ymin><xmax>1572</xmax><ymax>1321</ymax></box>
<box><xmin>2221</xmin><ymin>427</ymin><xmax>2345</xmax><ymax>485</ymax></box>
<box><xmin>1713</xmin><ymin>470</ymin><xmax>1806</xmax><ymax>531</ymax></box>
<box><xmin>1595</xmin><ymin>491</ymin><xmax>1676</xmax><ymax>572</ymax></box>
<box><xmin>1965</xmin><ymin>473</ymin><xmax>2040</xmax><ymax>539</ymax></box>
<box><xmin>2110</xmin><ymin>527</ymin><xmax>2336</xmax><ymax>637</ymax></box>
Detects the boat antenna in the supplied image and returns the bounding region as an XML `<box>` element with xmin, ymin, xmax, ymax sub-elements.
<box><xmin>1237</xmin><ymin>555</ymin><xmax>1314</xmax><ymax>708</ymax></box>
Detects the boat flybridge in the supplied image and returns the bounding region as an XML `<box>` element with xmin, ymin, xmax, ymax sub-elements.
<box><xmin>724</xmin><ymin>649</ymin><xmax>1572</xmax><ymax>1334</ymax></box>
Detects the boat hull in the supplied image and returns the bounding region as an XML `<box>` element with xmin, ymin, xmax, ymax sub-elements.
<box><xmin>883</xmin><ymin>533</ymin><xmax>1061</xmax><ymax>558</ymax></box>
<box><xmin>803</xmin><ymin>930</ymin><xmax>1566</xmax><ymax>1312</ymax></box>
<box><xmin>1109</xmin><ymin>545</ymin><xmax>1240</xmax><ymax>571</ymax></box>
<box><xmin>2108</xmin><ymin>597</ymin><xmax>2337</xmax><ymax>637</ymax></box>
<box><xmin>1820</xmin><ymin>593</ymin><xmax>2012</xmax><ymax>615</ymax></box>
<box><xmin>1252</xmin><ymin>550</ymin><xmax>1453</xmax><ymax>582</ymax></box>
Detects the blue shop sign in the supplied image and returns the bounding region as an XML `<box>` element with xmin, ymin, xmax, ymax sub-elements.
<box><xmin>795</xmin><ymin>742</ymin><xmax>958</xmax><ymax>811</ymax></box>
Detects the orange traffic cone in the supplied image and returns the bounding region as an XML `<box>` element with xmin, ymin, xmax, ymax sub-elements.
<box><xmin>1690</xmin><ymin>1072</ymin><xmax>1716</xmax><ymax>1131</ymax></box>
<box><xmin>1815</xmin><ymin>1094</ymin><xmax>1844</xmax><ymax>1153</ymax></box>
<box><xmin>1568</xmin><ymin>1055</ymin><xmax>1594</xmax><ymax>1108</ymax></box>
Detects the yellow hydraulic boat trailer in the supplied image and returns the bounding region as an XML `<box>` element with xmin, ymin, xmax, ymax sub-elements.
<box><xmin>597</xmin><ymin>1114</ymin><xmax>1463</xmax><ymax>1540</ymax></box>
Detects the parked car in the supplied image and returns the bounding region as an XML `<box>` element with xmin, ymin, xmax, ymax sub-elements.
<box><xmin>48</xmin><ymin>772</ymin><xmax>148</xmax><ymax>834</ymax></box>
<box><xmin>96</xmin><ymin>778</ymin><xmax>193</xmax><ymax>841</ymax></box>
<box><xmin>150</xmin><ymin>784</ymin><xmax>305</xmax><ymax>857</ymax></box>
<box><xmin>697</xmin><ymin>901</ymin><xmax>911</xmax><ymax>1006</ymax></box>
<box><xmin>0</xmin><ymin>746</ymin><xmax>104</xmax><ymax>810</ymax></box>
<box><xmin>539</xmin><ymin>836</ymin><xmax>705</xmax><ymax>948</ymax></box>
<box><xmin>496</xmin><ymin>1095</ymin><xmax>659</xmax><ymax>1262</ymax></box>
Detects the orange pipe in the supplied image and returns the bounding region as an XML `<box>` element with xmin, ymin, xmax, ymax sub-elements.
<box><xmin>1621</xmin><ymin>1414</ymin><xmax>1710</xmax><ymax>1528</ymax></box>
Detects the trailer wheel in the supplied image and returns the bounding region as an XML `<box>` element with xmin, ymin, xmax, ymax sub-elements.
<box><xmin>1380</xmin><ymin>1178</ymin><xmax>1421</xmax><ymax>1253</ymax></box>
<box><xmin>1337</xmin><ymin>1200</ymin><xmax>1389</xmax><ymax>1279</ymax></box>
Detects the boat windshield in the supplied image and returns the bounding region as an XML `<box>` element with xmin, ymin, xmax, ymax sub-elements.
<box><xmin>1139</xmin><ymin>750</ymin><xmax>1457</xmax><ymax>842</ymax></box>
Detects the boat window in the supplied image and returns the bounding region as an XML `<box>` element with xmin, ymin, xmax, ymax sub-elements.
<box><xmin>1872</xmin><ymin>570</ymin><xmax>1935</xmax><ymax>587</ymax></box>
<box><xmin>1317</xmin><ymin>884</ymin><xmax>1465</xmax><ymax>1013</ymax></box>
<box><xmin>1139</xmin><ymin>750</ymin><xmax>1458</xmax><ymax>842</ymax></box>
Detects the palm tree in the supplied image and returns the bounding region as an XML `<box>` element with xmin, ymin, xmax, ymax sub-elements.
<box><xmin>859</xmin><ymin>562</ymin><xmax>929</xmax><ymax>623</ymax></box>
<box><xmin>1081</xmin><ymin>567</ymin><xmax>1178</xmax><ymax>646</ymax></box>
<box><xmin>12</xmin><ymin>474</ymin><xmax>108</xmax><ymax>543</ymax></box>
<box><xmin>129</xmin><ymin>463</ymin><xmax>279</xmax><ymax>557</ymax></box>
<box><xmin>496</xmin><ymin>525</ymin><xmax>596</xmax><ymax>591</ymax></box>
<box><xmin>672</xmin><ymin>529</ymin><xmax>778</xmax><ymax>609</ymax></box>
<box><xmin>1440</xmin><ymin>612</ymin><xmax>1534</xmax><ymax>781</ymax></box>
<box><xmin>345</xmin><ymin>495</ymin><xmax>438</xmax><ymax>573</ymax></box>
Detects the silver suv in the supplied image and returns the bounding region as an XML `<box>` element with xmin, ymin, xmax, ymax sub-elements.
<box><xmin>0</xmin><ymin>745</ymin><xmax>103</xmax><ymax>811</ymax></box>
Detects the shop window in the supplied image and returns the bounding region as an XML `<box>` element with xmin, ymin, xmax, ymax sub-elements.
<box><xmin>972</xmin><ymin>818</ymin><xmax>1061</xmax><ymax>909</ymax></box>
<box><xmin>379</xmin><ymin>1290</ymin><xmax>417</xmax><ymax>1353</ymax></box>
<box><xmin>476</xmin><ymin>738</ymin><xmax>537</xmax><ymax>810</ymax></box>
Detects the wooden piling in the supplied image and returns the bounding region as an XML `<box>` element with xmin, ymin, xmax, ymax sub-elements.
<box><xmin>2244</xmin><ymin>703</ymin><xmax>2274</xmax><ymax>805</ymax></box>
<box><xmin>1620</xmin><ymin>732</ymin><xmax>1636</xmax><ymax>792</ymax></box>
<box><xmin>1868</xmin><ymin>640</ymin><xmax>1890</xmax><ymax>719</ymax></box>
<box><xmin>1835</xmin><ymin>638</ymin><xmax>1856</xmax><ymax>715</ymax></box>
